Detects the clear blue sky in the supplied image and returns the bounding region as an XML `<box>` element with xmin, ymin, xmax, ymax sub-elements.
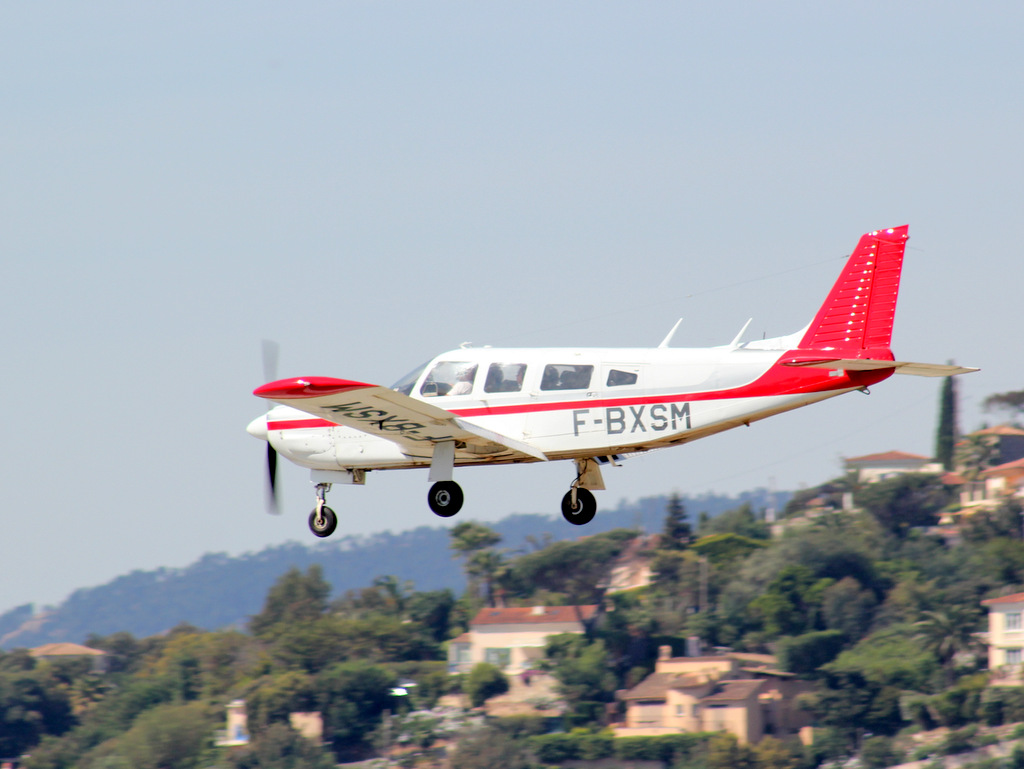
<box><xmin>2</xmin><ymin>2</ymin><xmax>1022</xmax><ymax>614</ymax></box>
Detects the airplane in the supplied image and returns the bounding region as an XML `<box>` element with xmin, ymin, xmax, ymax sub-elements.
<box><xmin>247</xmin><ymin>225</ymin><xmax>977</xmax><ymax>537</ymax></box>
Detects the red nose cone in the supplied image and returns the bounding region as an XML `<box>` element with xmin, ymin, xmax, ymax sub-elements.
<box><xmin>254</xmin><ymin>377</ymin><xmax>373</xmax><ymax>399</ymax></box>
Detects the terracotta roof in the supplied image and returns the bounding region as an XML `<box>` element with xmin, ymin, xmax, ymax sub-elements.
<box><xmin>450</xmin><ymin>633</ymin><xmax>471</xmax><ymax>644</ymax></box>
<box><xmin>845</xmin><ymin>450</ymin><xmax>932</xmax><ymax>464</ymax></box>
<box><xmin>982</xmin><ymin>592</ymin><xmax>1024</xmax><ymax>606</ymax></box>
<box><xmin>30</xmin><ymin>642</ymin><xmax>105</xmax><ymax>657</ymax></box>
<box><xmin>981</xmin><ymin>457</ymin><xmax>1024</xmax><ymax>476</ymax></box>
<box><xmin>621</xmin><ymin>672</ymin><xmax>709</xmax><ymax>701</ymax></box>
<box><xmin>700</xmin><ymin>679</ymin><xmax>764</xmax><ymax>703</ymax></box>
<box><xmin>974</xmin><ymin>425</ymin><xmax>1024</xmax><ymax>437</ymax></box>
<box><xmin>470</xmin><ymin>605</ymin><xmax>598</xmax><ymax>626</ymax></box>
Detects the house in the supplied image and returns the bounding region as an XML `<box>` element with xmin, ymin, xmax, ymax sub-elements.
<box><xmin>448</xmin><ymin>605</ymin><xmax>598</xmax><ymax>675</ymax></box>
<box><xmin>614</xmin><ymin>647</ymin><xmax>812</xmax><ymax>744</ymax></box>
<box><xmin>29</xmin><ymin>642</ymin><xmax>108</xmax><ymax>673</ymax></box>
<box><xmin>844</xmin><ymin>450</ymin><xmax>943</xmax><ymax>484</ymax></box>
<box><xmin>972</xmin><ymin>425</ymin><xmax>1024</xmax><ymax>467</ymax></box>
<box><xmin>603</xmin><ymin>534</ymin><xmax>661</xmax><ymax>594</ymax></box>
<box><xmin>981</xmin><ymin>592</ymin><xmax>1024</xmax><ymax>685</ymax></box>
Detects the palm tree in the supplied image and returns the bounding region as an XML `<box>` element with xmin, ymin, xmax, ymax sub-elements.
<box><xmin>914</xmin><ymin>607</ymin><xmax>983</xmax><ymax>685</ymax></box>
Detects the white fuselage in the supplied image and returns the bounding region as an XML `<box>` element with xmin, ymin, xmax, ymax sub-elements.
<box><xmin>263</xmin><ymin>340</ymin><xmax>862</xmax><ymax>474</ymax></box>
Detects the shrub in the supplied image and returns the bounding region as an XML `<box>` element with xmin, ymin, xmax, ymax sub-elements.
<box><xmin>463</xmin><ymin>663</ymin><xmax>508</xmax><ymax>708</ymax></box>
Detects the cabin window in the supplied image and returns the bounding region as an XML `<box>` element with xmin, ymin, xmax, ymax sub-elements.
<box><xmin>607</xmin><ymin>369</ymin><xmax>638</xmax><ymax>387</ymax></box>
<box><xmin>391</xmin><ymin>362</ymin><xmax>429</xmax><ymax>396</ymax></box>
<box><xmin>484</xmin><ymin>363</ymin><xmax>528</xmax><ymax>393</ymax></box>
<box><xmin>540</xmin><ymin>364</ymin><xmax>593</xmax><ymax>391</ymax></box>
<box><xmin>421</xmin><ymin>362</ymin><xmax>478</xmax><ymax>397</ymax></box>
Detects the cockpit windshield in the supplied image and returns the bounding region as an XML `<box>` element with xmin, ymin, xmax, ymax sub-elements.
<box><xmin>391</xmin><ymin>361</ymin><xmax>430</xmax><ymax>396</ymax></box>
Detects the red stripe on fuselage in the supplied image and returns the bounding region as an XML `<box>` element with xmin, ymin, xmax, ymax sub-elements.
<box><xmin>265</xmin><ymin>361</ymin><xmax>893</xmax><ymax>431</ymax></box>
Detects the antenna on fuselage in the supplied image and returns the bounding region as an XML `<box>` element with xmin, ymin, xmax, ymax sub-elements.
<box><xmin>728</xmin><ymin>318</ymin><xmax>753</xmax><ymax>350</ymax></box>
<box><xmin>658</xmin><ymin>318</ymin><xmax>683</xmax><ymax>349</ymax></box>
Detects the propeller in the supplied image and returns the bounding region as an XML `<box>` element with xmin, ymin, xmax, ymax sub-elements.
<box><xmin>261</xmin><ymin>339</ymin><xmax>281</xmax><ymax>515</ymax></box>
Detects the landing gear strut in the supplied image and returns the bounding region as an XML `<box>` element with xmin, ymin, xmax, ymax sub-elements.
<box><xmin>428</xmin><ymin>481</ymin><xmax>464</xmax><ymax>517</ymax></box>
<box><xmin>309</xmin><ymin>482</ymin><xmax>338</xmax><ymax>538</ymax></box>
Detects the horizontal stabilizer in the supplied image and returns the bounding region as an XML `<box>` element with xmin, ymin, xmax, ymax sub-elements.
<box><xmin>781</xmin><ymin>358</ymin><xmax>978</xmax><ymax>377</ymax></box>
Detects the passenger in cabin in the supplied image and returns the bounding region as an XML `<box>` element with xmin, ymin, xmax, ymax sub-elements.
<box><xmin>448</xmin><ymin>366</ymin><xmax>477</xmax><ymax>396</ymax></box>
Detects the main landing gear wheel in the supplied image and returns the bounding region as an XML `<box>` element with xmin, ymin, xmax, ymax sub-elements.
<box><xmin>428</xmin><ymin>481</ymin><xmax>464</xmax><ymax>517</ymax></box>
<box><xmin>561</xmin><ymin>488</ymin><xmax>597</xmax><ymax>525</ymax></box>
<box><xmin>308</xmin><ymin>506</ymin><xmax>338</xmax><ymax>538</ymax></box>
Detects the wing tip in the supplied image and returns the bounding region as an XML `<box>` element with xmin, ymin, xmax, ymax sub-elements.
<box><xmin>254</xmin><ymin>377</ymin><xmax>375</xmax><ymax>399</ymax></box>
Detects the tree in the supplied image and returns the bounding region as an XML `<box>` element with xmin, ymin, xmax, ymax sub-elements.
<box><xmin>449</xmin><ymin>522</ymin><xmax>504</xmax><ymax>606</ymax></box>
<box><xmin>854</xmin><ymin>474</ymin><xmax>950</xmax><ymax>536</ymax></box>
<box><xmin>915</xmin><ymin>607</ymin><xmax>983</xmax><ymax>685</ymax></box>
<box><xmin>316</xmin><ymin>661</ymin><xmax>396</xmax><ymax>758</ymax></box>
<box><xmin>463</xmin><ymin>662</ymin><xmax>509</xmax><ymax>707</ymax></box>
<box><xmin>936</xmin><ymin>374</ymin><xmax>959</xmax><ymax>470</ymax></box>
<box><xmin>449</xmin><ymin>727</ymin><xmax>532</xmax><ymax>769</ymax></box>
<box><xmin>227</xmin><ymin>723</ymin><xmax>335</xmax><ymax>769</ymax></box>
<box><xmin>662</xmin><ymin>493</ymin><xmax>692</xmax><ymax>549</ymax></box>
<box><xmin>956</xmin><ymin>433</ymin><xmax>1001</xmax><ymax>481</ymax></box>
<box><xmin>249</xmin><ymin>566</ymin><xmax>330</xmax><ymax>639</ymax></box>
<box><xmin>983</xmin><ymin>388</ymin><xmax>1024</xmax><ymax>419</ymax></box>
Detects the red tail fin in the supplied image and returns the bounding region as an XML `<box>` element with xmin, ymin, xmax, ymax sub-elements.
<box><xmin>799</xmin><ymin>225</ymin><xmax>909</xmax><ymax>352</ymax></box>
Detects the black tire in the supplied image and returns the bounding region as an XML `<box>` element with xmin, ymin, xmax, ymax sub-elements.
<box><xmin>308</xmin><ymin>506</ymin><xmax>338</xmax><ymax>538</ymax></box>
<box><xmin>561</xmin><ymin>488</ymin><xmax>597</xmax><ymax>525</ymax></box>
<box><xmin>428</xmin><ymin>481</ymin><xmax>464</xmax><ymax>517</ymax></box>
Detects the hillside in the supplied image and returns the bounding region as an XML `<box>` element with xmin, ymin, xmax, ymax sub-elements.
<box><xmin>0</xmin><ymin>489</ymin><xmax>783</xmax><ymax>649</ymax></box>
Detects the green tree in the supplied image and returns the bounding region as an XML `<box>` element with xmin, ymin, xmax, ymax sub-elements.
<box><xmin>449</xmin><ymin>522</ymin><xmax>504</xmax><ymax>606</ymax></box>
<box><xmin>915</xmin><ymin>607</ymin><xmax>983</xmax><ymax>685</ymax></box>
<box><xmin>316</xmin><ymin>661</ymin><xmax>396</xmax><ymax>758</ymax></box>
<box><xmin>463</xmin><ymin>662</ymin><xmax>509</xmax><ymax>707</ymax></box>
<box><xmin>982</xmin><ymin>388</ymin><xmax>1024</xmax><ymax>420</ymax></box>
<box><xmin>0</xmin><ymin>670</ymin><xmax>74</xmax><ymax>758</ymax></box>
<box><xmin>662</xmin><ymin>492</ymin><xmax>692</xmax><ymax>549</ymax></box>
<box><xmin>227</xmin><ymin>723</ymin><xmax>335</xmax><ymax>769</ymax></box>
<box><xmin>84</xmin><ymin>701</ymin><xmax>212</xmax><ymax>769</ymax></box>
<box><xmin>854</xmin><ymin>474</ymin><xmax>950</xmax><ymax>536</ymax></box>
<box><xmin>449</xmin><ymin>726</ymin><xmax>532</xmax><ymax>769</ymax></box>
<box><xmin>249</xmin><ymin>566</ymin><xmax>331</xmax><ymax>639</ymax></box>
<box><xmin>936</xmin><ymin>374</ymin><xmax>958</xmax><ymax>470</ymax></box>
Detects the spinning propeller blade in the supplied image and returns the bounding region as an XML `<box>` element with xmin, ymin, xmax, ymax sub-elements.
<box><xmin>261</xmin><ymin>339</ymin><xmax>281</xmax><ymax>515</ymax></box>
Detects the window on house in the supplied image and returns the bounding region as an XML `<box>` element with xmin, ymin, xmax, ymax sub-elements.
<box><xmin>1008</xmin><ymin>612</ymin><xmax>1022</xmax><ymax>631</ymax></box>
<box><xmin>1007</xmin><ymin>648</ymin><xmax>1022</xmax><ymax>666</ymax></box>
<box><xmin>675</xmin><ymin>704</ymin><xmax>683</xmax><ymax>716</ymax></box>
<box><xmin>484</xmin><ymin>647</ymin><xmax>511</xmax><ymax>669</ymax></box>
<box><xmin>692</xmin><ymin>704</ymin><xmax>700</xmax><ymax>717</ymax></box>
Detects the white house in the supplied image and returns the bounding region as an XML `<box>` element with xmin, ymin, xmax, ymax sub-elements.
<box><xmin>448</xmin><ymin>605</ymin><xmax>597</xmax><ymax>675</ymax></box>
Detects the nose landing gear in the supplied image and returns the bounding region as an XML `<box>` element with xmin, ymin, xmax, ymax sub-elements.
<box><xmin>309</xmin><ymin>482</ymin><xmax>338</xmax><ymax>538</ymax></box>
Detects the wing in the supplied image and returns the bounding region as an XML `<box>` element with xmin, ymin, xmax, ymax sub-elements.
<box><xmin>254</xmin><ymin>377</ymin><xmax>547</xmax><ymax>461</ymax></box>
<box><xmin>781</xmin><ymin>358</ymin><xmax>978</xmax><ymax>377</ymax></box>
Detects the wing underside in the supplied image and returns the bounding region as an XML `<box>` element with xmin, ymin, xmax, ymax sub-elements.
<box><xmin>254</xmin><ymin>377</ymin><xmax>547</xmax><ymax>461</ymax></box>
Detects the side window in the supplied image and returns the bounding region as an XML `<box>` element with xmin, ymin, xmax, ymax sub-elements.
<box><xmin>484</xmin><ymin>363</ymin><xmax>527</xmax><ymax>393</ymax></box>
<box><xmin>420</xmin><ymin>362</ymin><xmax>478</xmax><ymax>397</ymax></box>
<box><xmin>607</xmin><ymin>369</ymin><xmax>638</xmax><ymax>387</ymax></box>
<box><xmin>540</xmin><ymin>364</ymin><xmax>594</xmax><ymax>391</ymax></box>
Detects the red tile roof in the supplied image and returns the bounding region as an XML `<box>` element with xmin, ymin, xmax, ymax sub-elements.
<box><xmin>31</xmin><ymin>642</ymin><xmax>105</xmax><ymax>657</ymax></box>
<box><xmin>974</xmin><ymin>425</ymin><xmax>1024</xmax><ymax>437</ymax></box>
<box><xmin>845</xmin><ymin>450</ymin><xmax>932</xmax><ymax>464</ymax></box>
<box><xmin>700</xmin><ymin>679</ymin><xmax>764</xmax><ymax>703</ymax></box>
<box><xmin>470</xmin><ymin>605</ymin><xmax>598</xmax><ymax>626</ymax></box>
<box><xmin>981</xmin><ymin>457</ymin><xmax>1024</xmax><ymax>476</ymax></box>
<box><xmin>982</xmin><ymin>592</ymin><xmax>1024</xmax><ymax>606</ymax></box>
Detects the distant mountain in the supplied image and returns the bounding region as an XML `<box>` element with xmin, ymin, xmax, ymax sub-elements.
<box><xmin>0</xmin><ymin>489</ymin><xmax>786</xmax><ymax>649</ymax></box>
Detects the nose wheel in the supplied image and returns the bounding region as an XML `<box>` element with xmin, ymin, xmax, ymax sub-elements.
<box><xmin>428</xmin><ymin>481</ymin><xmax>464</xmax><ymax>517</ymax></box>
<box><xmin>561</xmin><ymin>487</ymin><xmax>596</xmax><ymax>525</ymax></box>
<box><xmin>309</xmin><ymin>483</ymin><xmax>338</xmax><ymax>538</ymax></box>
